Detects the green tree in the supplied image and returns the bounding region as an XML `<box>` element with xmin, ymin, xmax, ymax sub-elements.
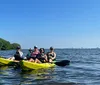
<box><xmin>11</xmin><ymin>43</ymin><xmax>21</xmax><ymax>49</ymax></box>
<box><xmin>0</xmin><ymin>38</ymin><xmax>21</xmax><ymax>50</ymax></box>
<box><xmin>0</xmin><ymin>42</ymin><xmax>3</xmax><ymax>50</ymax></box>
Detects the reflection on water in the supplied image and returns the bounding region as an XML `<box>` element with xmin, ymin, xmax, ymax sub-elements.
<box><xmin>0</xmin><ymin>66</ymin><xmax>56</xmax><ymax>85</ymax></box>
<box><xmin>20</xmin><ymin>68</ymin><xmax>55</xmax><ymax>85</ymax></box>
<box><xmin>21</xmin><ymin>68</ymin><xmax>55</xmax><ymax>79</ymax></box>
<box><xmin>0</xmin><ymin>66</ymin><xmax>8</xmax><ymax>70</ymax></box>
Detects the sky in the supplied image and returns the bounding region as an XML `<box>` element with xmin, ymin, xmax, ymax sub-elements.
<box><xmin>0</xmin><ymin>0</ymin><xmax>100</xmax><ymax>48</ymax></box>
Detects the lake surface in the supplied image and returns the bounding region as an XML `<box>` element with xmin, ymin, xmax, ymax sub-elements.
<box><xmin>0</xmin><ymin>49</ymin><xmax>100</xmax><ymax>85</ymax></box>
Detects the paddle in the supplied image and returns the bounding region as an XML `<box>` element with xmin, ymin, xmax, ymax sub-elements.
<box><xmin>54</xmin><ymin>60</ymin><xmax>70</xmax><ymax>66</ymax></box>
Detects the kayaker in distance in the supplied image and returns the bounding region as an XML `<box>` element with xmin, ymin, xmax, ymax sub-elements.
<box><xmin>9</xmin><ymin>46</ymin><xmax>24</xmax><ymax>61</ymax></box>
<box><xmin>47</xmin><ymin>47</ymin><xmax>56</xmax><ymax>62</ymax></box>
<box><xmin>36</xmin><ymin>48</ymin><xmax>48</xmax><ymax>63</ymax></box>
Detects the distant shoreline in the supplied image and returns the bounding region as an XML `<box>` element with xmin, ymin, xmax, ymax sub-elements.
<box><xmin>0</xmin><ymin>38</ymin><xmax>20</xmax><ymax>50</ymax></box>
<box><xmin>1</xmin><ymin>48</ymin><xmax>100</xmax><ymax>50</ymax></box>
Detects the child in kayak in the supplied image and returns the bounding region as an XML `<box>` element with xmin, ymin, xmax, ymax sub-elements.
<box><xmin>47</xmin><ymin>47</ymin><xmax>56</xmax><ymax>62</ymax></box>
<box><xmin>9</xmin><ymin>46</ymin><xmax>24</xmax><ymax>61</ymax></box>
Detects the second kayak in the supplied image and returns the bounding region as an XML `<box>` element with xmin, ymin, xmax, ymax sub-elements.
<box><xmin>0</xmin><ymin>57</ymin><xmax>14</xmax><ymax>65</ymax></box>
<box><xmin>0</xmin><ymin>57</ymin><xmax>19</xmax><ymax>66</ymax></box>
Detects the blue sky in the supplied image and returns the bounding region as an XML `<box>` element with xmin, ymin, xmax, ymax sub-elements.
<box><xmin>0</xmin><ymin>0</ymin><xmax>100</xmax><ymax>48</ymax></box>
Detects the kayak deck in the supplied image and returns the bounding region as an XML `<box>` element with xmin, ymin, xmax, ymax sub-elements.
<box><xmin>20</xmin><ymin>60</ymin><xmax>56</xmax><ymax>70</ymax></box>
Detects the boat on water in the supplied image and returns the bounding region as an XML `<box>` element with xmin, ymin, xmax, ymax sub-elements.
<box><xmin>0</xmin><ymin>57</ymin><xmax>55</xmax><ymax>70</ymax></box>
<box><xmin>0</xmin><ymin>57</ymin><xmax>70</xmax><ymax>70</ymax></box>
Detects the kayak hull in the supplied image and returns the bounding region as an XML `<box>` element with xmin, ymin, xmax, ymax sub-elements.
<box><xmin>20</xmin><ymin>60</ymin><xmax>56</xmax><ymax>70</ymax></box>
<box><xmin>0</xmin><ymin>57</ymin><xmax>19</xmax><ymax>66</ymax></box>
<box><xmin>0</xmin><ymin>57</ymin><xmax>13</xmax><ymax>65</ymax></box>
<box><xmin>0</xmin><ymin>57</ymin><xmax>56</xmax><ymax>70</ymax></box>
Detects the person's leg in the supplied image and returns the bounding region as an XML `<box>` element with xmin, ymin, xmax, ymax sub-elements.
<box><xmin>8</xmin><ymin>57</ymin><xmax>14</xmax><ymax>60</ymax></box>
<box><xmin>45</xmin><ymin>55</ymin><xmax>48</xmax><ymax>62</ymax></box>
<box><xmin>14</xmin><ymin>60</ymin><xmax>20</xmax><ymax>62</ymax></box>
<box><xmin>35</xmin><ymin>59</ymin><xmax>41</xmax><ymax>63</ymax></box>
<box><xmin>29</xmin><ymin>58</ymin><xmax>35</xmax><ymax>62</ymax></box>
<box><xmin>49</xmin><ymin>59</ymin><xmax>52</xmax><ymax>63</ymax></box>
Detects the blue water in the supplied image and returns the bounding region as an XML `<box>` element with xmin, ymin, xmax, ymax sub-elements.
<box><xmin>0</xmin><ymin>49</ymin><xmax>100</xmax><ymax>85</ymax></box>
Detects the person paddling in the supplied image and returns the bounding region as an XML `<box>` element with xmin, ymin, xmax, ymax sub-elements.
<box><xmin>9</xmin><ymin>46</ymin><xmax>24</xmax><ymax>61</ymax></box>
<box><xmin>47</xmin><ymin>47</ymin><xmax>56</xmax><ymax>62</ymax></box>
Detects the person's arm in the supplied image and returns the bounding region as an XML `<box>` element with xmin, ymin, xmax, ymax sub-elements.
<box><xmin>8</xmin><ymin>56</ymin><xmax>15</xmax><ymax>60</ymax></box>
<box><xmin>44</xmin><ymin>54</ymin><xmax>48</xmax><ymax>61</ymax></box>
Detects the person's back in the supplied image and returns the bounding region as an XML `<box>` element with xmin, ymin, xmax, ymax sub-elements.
<box><xmin>8</xmin><ymin>46</ymin><xmax>24</xmax><ymax>61</ymax></box>
<box><xmin>14</xmin><ymin>50</ymin><xmax>23</xmax><ymax>60</ymax></box>
<box><xmin>14</xmin><ymin>46</ymin><xmax>24</xmax><ymax>61</ymax></box>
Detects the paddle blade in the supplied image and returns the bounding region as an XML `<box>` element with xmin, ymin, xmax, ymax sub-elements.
<box><xmin>55</xmin><ymin>60</ymin><xmax>70</xmax><ymax>66</ymax></box>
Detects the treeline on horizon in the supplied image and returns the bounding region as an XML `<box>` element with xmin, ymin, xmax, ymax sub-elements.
<box><xmin>0</xmin><ymin>38</ymin><xmax>20</xmax><ymax>50</ymax></box>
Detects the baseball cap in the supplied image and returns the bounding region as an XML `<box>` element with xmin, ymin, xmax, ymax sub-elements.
<box><xmin>34</xmin><ymin>46</ymin><xmax>38</xmax><ymax>48</ymax></box>
<box><xmin>16</xmin><ymin>46</ymin><xmax>21</xmax><ymax>49</ymax></box>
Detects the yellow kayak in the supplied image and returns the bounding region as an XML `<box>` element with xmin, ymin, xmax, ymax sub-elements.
<box><xmin>0</xmin><ymin>57</ymin><xmax>70</xmax><ymax>70</ymax></box>
<box><xmin>20</xmin><ymin>60</ymin><xmax>56</xmax><ymax>70</ymax></box>
<box><xmin>0</xmin><ymin>57</ymin><xmax>13</xmax><ymax>65</ymax></box>
<box><xmin>0</xmin><ymin>57</ymin><xmax>19</xmax><ymax>66</ymax></box>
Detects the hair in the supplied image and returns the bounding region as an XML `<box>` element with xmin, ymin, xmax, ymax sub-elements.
<box><xmin>29</xmin><ymin>48</ymin><xmax>32</xmax><ymax>52</ymax></box>
<box><xmin>50</xmin><ymin>47</ymin><xmax>54</xmax><ymax>50</ymax></box>
<box><xmin>39</xmin><ymin>48</ymin><xmax>45</xmax><ymax>53</ymax></box>
<box><xmin>16</xmin><ymin>46</ymin><xmax>21</xmax><ymax>50</ymax></box>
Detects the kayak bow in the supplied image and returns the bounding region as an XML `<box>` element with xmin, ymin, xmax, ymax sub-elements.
<box><xmin>0</xmin><ymin>57</ymin><xmax>19</xmax><ymax>66</ymax></box>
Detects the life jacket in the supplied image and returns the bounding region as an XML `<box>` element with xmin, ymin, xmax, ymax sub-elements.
<box><xmin>14</xmin><ymin>51</ymin><xmax>23</xmax><ymax>60</ymax></box>
<box><xmin>47</xmin><ymin>52</ymin><xmax>56</xmax><ymax>61</ymax></box>
<box><xmin>49</xmin><ymin>53</ymin><xmax>54</xmax><ymax>57</ymax></box>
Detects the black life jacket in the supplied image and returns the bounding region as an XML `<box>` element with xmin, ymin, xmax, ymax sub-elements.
<box><xmin>14</xmin><ymin>51</ymin><xmax>23</xmax><ymax>60</ymax></box>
